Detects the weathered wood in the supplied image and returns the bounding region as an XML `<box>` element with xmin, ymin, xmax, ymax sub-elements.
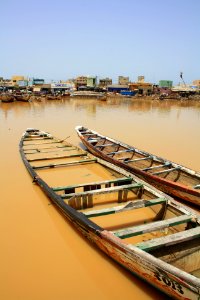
<box><xmin>95</xmin><ymin>143</ymin><xmax>115</xmax><ymax>148</ymax></box>
<box><xmin>108</xmin><ymin>149</ymin><xmax>135</xmax><ymax>155</ymax></box>
<box><xmin>52</xmin><ymin>177</ymin><xmax>133</xmax><ymax>192</ymax></box>
<box><xmin>123</xmin><ymin>156</ymin><xmax>153</xmax><ymax>163</ymax></box>
<box><xmin>134</xmin><ymin>226</ymin><xmax>200</xmax><ymax>252</ymax></box>
<box><xmin>32</xmin><ymin>158</ymin><xmax>97</xmax><ymax>169</ymax></box>
<box><xmin>113</xmin><ymin>215</ymin><xmax>193</xmax><ymax>239</ymax></box>
<box><xmin>152</xmin><ymin>167</ymin><xmax>180</xmax><ymax>176</ymax></box>
<box><xmin>23</xmin><ymin>141</ymin><xmax>61</xmax><ymax>146</ymax></box>
<box><xmin>28</xmin><ymin>152</ymin><xmax>87</xmax><ymax>162</ymax></box>
<box><xmin>24</xmin><ymin>137</ymin><xmax>53</xmax><ymax>141</ymax></box>
<box><xmin>61</xmin><ymin>183</ymin><xmax>143</xmax><ymax>199</ymax></box>
<box><xmin>142</xmin><ymin>163</ymin><xmax>170</xmax><ymax>171</ymax></box>
<box><xmin>24</xmin><ymin>147</ymin><xmax>77</xmax><ymax>154</ymax></box>
<box><xmin>88</xmin><ymin>139</ymin><xmax>100</xmax><ymax>143</ymax></box>
<box><xmin>84</xmin><ymin>198</ymin><xmax>166</xmax><ymax>218</ymax></box>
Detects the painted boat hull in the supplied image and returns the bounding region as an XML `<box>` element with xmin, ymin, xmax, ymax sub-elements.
<box><xmin>19</xmin><ymin>128</ymin><xmax>200</xmax><ymax>300</ymax></box>
<box><xmin>76</xmin><ymin>127</ymin><xmax>200</xmax><ymax>206</ymax></box>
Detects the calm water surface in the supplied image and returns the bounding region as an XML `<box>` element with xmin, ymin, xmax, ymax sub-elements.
<box><xmin>0</xmin><ymin>97</ymin><xmax>200</xmax><ymax>300</ymax></box>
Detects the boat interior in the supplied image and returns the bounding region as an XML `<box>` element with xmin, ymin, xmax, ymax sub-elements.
<box><xmin>22</xmin><ymin>129</ymin><xmax>200</xmax><ymax>278</ymax></box>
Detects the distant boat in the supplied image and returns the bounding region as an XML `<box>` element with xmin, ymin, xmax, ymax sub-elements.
<box><xmin>76</xmin><ymin>126</ymin><xmax>200</xmax><ymax>206</ymax></box>
<box><xmin>14</xmin><ymin>93</ymin><xmax>30</xmax><ymax>102</ymax></box>
<box><xmin>70</xmin><ymin>90</ymin><xmax>106</xmax><ymax>99</ymax></box>
<box><xmin>1</xmin><ymin>94</ymin><xmax>15</xmax><ymax>103</ymax></box>
<box><xmin>20</xmin><ymin>128</ymin><xmax>200</xmax><ymax>300</ymax></box>
<box><xmin>120</xmin><ymin>90</ymin><xmax>137</xmax><ymax>97</ymax></box>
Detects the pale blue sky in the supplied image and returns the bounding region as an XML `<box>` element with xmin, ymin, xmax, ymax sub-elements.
<box><xmin>1</xmin><ymin>0</ymin><xmax>200</xmax><ymax>84</ymax></box>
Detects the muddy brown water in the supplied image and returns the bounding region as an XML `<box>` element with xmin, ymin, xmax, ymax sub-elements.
<box><xmin>0</xmin><ymin>97</ymin><xmax>200</xmax><ymax>300</ymax></box>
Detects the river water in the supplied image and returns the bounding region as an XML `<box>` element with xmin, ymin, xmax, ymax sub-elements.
<box><xmin>0</xmin><ymin>97</ymin><xmax>200</xmax><ymax>300</ymax></box>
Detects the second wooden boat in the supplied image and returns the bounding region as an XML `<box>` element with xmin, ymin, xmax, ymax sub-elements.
<box><xmin>76</xmin><ymin>126</ymin><xmax>200</xmax><ymax>206</ymax></box>
<box><xmin>20</xmin><ymin>128</ymin><xmax>200</xmax><ymax>299</ymax></box>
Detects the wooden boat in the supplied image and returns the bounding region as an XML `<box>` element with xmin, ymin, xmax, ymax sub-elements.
<box><xmin>70</xmin><ymin>91</ymin><xmax>106</xmax><ymax>99</ymax></box>
<box><xmin>20</xmin><ymin>128</ymin><xmax>200</xmax><ymax>300</ymax></box>
<box><xmin>14</xmin><ymin>94</ymin><xmax>30</xmax><ymax>102</ymax></box>
<box><xmin>1</xmin><ymin>94</ymin><xmax>15</xmax><ymax>103</ymax></box>
<box><xmin>76</xmin><ymin>126</ymin><xmax>200</xmax><ymax>206</ymax></box>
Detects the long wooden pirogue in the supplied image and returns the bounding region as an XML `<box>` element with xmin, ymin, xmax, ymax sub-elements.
<box><xmin>20</xmin><ymin>128</ymin><xmax>200</xmax><ymax>300</ymax></box>
<box><xmin>76</xmin><ymin>126</ymin><xmax>200</xmax><ymax>206</ymax></box>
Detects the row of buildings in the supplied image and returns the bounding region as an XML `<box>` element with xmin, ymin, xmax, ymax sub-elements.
<box><xmin>1</xmin><ymin>75</ymin><xmax>200</xmax><ymax>96</ymax></box>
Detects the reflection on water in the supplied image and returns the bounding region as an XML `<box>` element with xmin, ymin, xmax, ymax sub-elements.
<box><xmin>0</xmin><ymin>98</ymin><xmax>200</xmax><ymax>300</ymax></box>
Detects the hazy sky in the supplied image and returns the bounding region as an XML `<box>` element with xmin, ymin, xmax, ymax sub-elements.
<box><xmin>1</xmin><ymin>0</ymin><xmax>200</xmax><ymax>84</ymax></box>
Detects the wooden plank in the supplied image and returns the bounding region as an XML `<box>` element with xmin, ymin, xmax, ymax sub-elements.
<box><xmin>108</xmin><ymin>149</ymin><xmax>135</xmax><ymax>155</ymax></box>
<box><xmin>28</xmin><ymin>152</ymin><xmax>87</xmax><ymax>162</ymax></box>
<box><xmin>142</xmin><ymin>163</ymin><xmax>170</xmax><ymax>171</ymax></box>
<box><xmin>23</xmin><ymin>141</ymin><xmax>61</xmax><ymax>146</ymax></box>
<box><xmin>61</xmin><ymin>183</ymin><xmax>143</xmax><ymax>199</ymax></box>
<box><xmin>123</xmin><ymin>156</ymin><xmax>153</xmax><ymax>163</ymax></box>
<box><xmin>23</xmin><ymin>145</ymin><xmax>73</xmax><ymax>152</ymax></box>
<box><xmin>95</xmin><ymin>143</ymin><xmax>115</xmax><ymax>148</ymax></box>
<box><xmin>32</xmin><ymin>158</ymin><xmax>97</xmax><ymax>169</ymax></box>
<box><xmin>152</xmin><ymin>167</ymin><xmax>180</xmax><ymax>176</ymax></box>
<box><xmin>113</xmin><ymin>215</ymin><xmax>193</xmax><ymax>239</ymax></box>
<box><xmin>52</xmin><ymin>177</ymin><xmax>133</xmax><ymax>192</ymax></box>
<box><xmin>24</xmin><ymin>147</ymin><xmax>77</xmax><ymax>154</ymax></box>
<box><xmin>88</xmin><ymin>139</ymin><xmax>100</xmax><ymax>143</ymax></box>
<box><xmin>24</xmin><ymin>137</ymin><xmax>53</xmax><ymax>141</ymax></box>
<box><xmin>84</xmin><ymin>197</ymin><xmax>166</xmax><ymax>218</ymax></box>
<box><xmin>135</xmin><ymin>226</ymin><xmax>200</xmax><ymax>252</ymax></box>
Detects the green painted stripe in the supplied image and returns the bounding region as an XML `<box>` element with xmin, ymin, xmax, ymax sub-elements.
<box><xmin>52</xmin><ymin>177</ymin><xmax>132</xmax><ymax>192</ymax></box>
<box><xmin>114</xmin><ymin>215</ymin><xmax>193</xmax><ymax>239</ymax></box>
<box><xmin>135</xmin><ymin>226</ymin><xmax>200</xmax><ymax>252</ymax></box>
<box><xmin>61</xmin><ymin>183</ymin><xmax>143</xmax><ymax>199</ymax></box>
<box><xmin>85</xmin><ymin>197</ymin><xmax>166</xmax><ymax>218</ymax></box>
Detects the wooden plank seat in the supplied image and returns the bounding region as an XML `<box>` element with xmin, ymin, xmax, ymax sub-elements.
<box><xmin>194</xmin><ymin>184</ymin><xmax>200</xmax><ymax>189</ymax></box>
<box><xmin>83</xmin><ymin>197</ymin><xmax>167</xmax><ymax>218</ymax></box>
<box><xmin>152</xmin><ymin>167</ymin><xmax>180</xmax><ymax>176</ymax></box>
<box><xmin>88</xmin><ymin>139</ymin><xmax>101</xmax><ymax>143</ymax></box>
<box><xmin>123</xmin><ymin>156</ymin><xmax>153</xmax><ymax>164</ymax></box>
<box><xmin>28</xmin><ymin>152</ymin><xmax>87</xmax><ymax>162</ymax></box>
<box><xmin>82</xmin><ymin>133</ymin><xmax>96</xmax><ymax>136</ymax></box>
<box><xmin>32</xmin><ymin>158</ymin><xmax>97</xmax><ymax>169</ymax></box>
<box><xmin>24</xmin><ymin>137</ymin><xmax>53</xmax><ymax>141</ymax></box>
<box><xmin>61</xmin><ymin>183</ymin><xmax>143</xmax><ymax>199</ymax></box>
<box><xmin>24</xmin><ymin>147</ymin><xmax>77</xmax><ymax>154</ymax></box>
<box><xmin>23</xmin><ymin>145</ymin><xmax>73</xmax><ymax>152</ymax></box>
<box><xmin>95</xmin><ymin>143</ymin><xmax>115</xmax><ymax>148</ymax></box>
<box><xmin>132</xmin><ymin>226</ymin><xmax>200</xmax><ymax>252</ymax></box>
<box><xmin>23</xmin><ymin>141</ymin><xmax>61</xmax><ymax>146</ymax></box>
<box><xmin>107</xmin><ymin>149</ymin><xmax>135</xmax><ymax>156</ymax></box>
<box><xmin>142</xmin><ymin>162</ymin><xmax>171</xmax><ymax>171</ymax></box>
<box><xmin>113</xmin><ymin>214</ymin><xmax>193</xmax><ymax>239</ymax></box>
<box><xmin>52</xmin><ymin>177</ymin><xmax>133</xmax><ymax>192</ymax></box>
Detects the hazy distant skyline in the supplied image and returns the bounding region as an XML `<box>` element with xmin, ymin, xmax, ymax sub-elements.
<box><xmin>1</xmin><ymin>0</ymin><xmax>200</xmax><ymax>84</ymax></box>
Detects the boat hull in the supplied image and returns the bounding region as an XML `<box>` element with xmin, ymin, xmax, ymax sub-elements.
<box><xmin>77</xmin><ymin>128</ymin><xmax>200</xmax><ymax>206</ymax></box>
<box><xmin>20</xmin><ymin>128</ymin><xmax>200</xmax><ymax>300</ymax></box>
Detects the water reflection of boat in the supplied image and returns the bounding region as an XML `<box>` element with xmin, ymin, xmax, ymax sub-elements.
<box><xmin>20</xmin><ymin>128</ymin><xmax>200</xmax><ymax>300</ymax></box>
<box><xmin>76</xmin><ymin>126</ymin><xmax>200</xmax><ymax>206</ymax></box>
